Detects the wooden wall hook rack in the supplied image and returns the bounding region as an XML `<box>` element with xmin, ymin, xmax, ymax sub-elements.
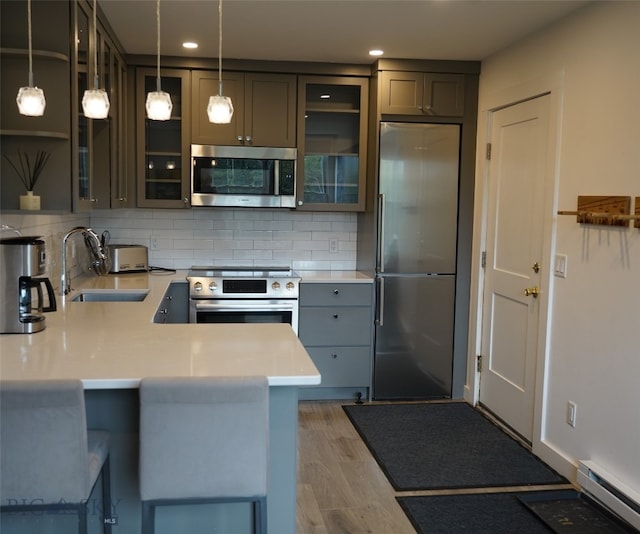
<box><xmin>557</xmin><ymin>196</ymin><xmax>637</xmax><ymax>227</ymax></box>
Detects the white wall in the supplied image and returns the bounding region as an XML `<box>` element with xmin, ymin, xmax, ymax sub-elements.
<box><xmin>475</xmin><ymin>1</ymin><xmax>640</xmax><ymax>490</ymax></box>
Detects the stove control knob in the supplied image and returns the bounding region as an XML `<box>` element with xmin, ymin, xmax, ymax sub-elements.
<box><xmin>194</xmin><ymin>281</ymin><xmax>203</xmax><ymax>292</ymax></box>
<box><xmin>208</xmin><ymin>281</ymin><xmax>217</xmax><ymax>292</ymax></box>
<box><xmin>272</xmin><ymin>281</ymin><xmax>281</xmax><ymax>290</ymax></box>
<box><xmin>286</xmin><ymin>281</ymin><xmax>295</xmax><ymax>290</ymax></box>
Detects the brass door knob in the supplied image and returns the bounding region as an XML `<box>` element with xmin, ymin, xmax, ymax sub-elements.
<box><xmin>524</xmin><ymin>287</ymin><xmax>540</xmax><ymax>298</ymax></box>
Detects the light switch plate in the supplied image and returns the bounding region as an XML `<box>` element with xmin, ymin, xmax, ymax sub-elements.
<box><xmin>554</xmin><ymin>254</ymin><xmax>568</xmax><ymax>278</ymax></box>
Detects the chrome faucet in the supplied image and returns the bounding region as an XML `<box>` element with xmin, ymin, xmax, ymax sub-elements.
<box><xmin>61</xmin><ymin>227</ymin><xmax>109</xmax><ymax>296</ymax></box>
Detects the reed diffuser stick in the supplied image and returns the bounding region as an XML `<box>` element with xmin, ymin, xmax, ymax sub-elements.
<box><xmin>3</xmin><ymin>149</ymin><xmax>50</xmax><ymax>191</ymax></box>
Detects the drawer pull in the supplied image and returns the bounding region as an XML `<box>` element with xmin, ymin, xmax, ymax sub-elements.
<box><xmin>332</xmin><ymin>353</ymin><xmax>338</xmax><ymax>359</ymax></box>
<box><xmin>333</xmin><ymin>314</ymin><xmax>339</xmax><ymax>319</ymax></box>
<box><xmin>333</xmin><ymin>289</ymin><xmax>340</xmax><ymax>295</ymax></box>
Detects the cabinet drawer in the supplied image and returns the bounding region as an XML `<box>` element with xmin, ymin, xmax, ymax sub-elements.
<box><xmin>300</xmin><ymin>283</ymin><xmax>372</xmax><ymax>307</ymax></box>
<box><xmin>306</xmin><ymin>346</ymin><xmax>371</xmax><ymax>387</ymax></box>
<box><xmin>299</xmin><ymin>307</ymin><xmax>371</xmax><ymax>346</ymax></box>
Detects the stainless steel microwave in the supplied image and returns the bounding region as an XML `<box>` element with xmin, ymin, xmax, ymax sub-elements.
<box><xmin>191</xmin><ymin>145</ymin><xmax>297</xmax><ymax>208</ymax></box>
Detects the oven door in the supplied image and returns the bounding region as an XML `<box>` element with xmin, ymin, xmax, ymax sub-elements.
<box><xmin>190</xmin><ymin>299</ymin><xmax>299</xmax><ymax>334</ymax></box>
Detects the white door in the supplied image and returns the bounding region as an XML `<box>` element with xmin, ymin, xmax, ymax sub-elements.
<box><xmin>479</xmin><ymin>94</ymin><xmax>550</xmax><ymax>441</ymax></box>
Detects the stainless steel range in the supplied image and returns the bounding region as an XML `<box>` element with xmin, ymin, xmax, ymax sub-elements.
<box><xmin>186</xmin><ymin>266</ymin><xmax>300</xmax><ymax>333</ymax></box>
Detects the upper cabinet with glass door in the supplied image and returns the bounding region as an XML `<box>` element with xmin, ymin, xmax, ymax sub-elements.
<box><xmin>296</xmin><ymin>76</ymin><xmax>368</xmax><ymax>211</ymax></box>
<box><xmin>136</xmin><ymin>68</ymin><xmax>191</xmax><ymax>208</ymax></box>
<box><xmin>73</xmin><ymin>0</ymin><xmax>128</xmax><ymax>211</ymax></box>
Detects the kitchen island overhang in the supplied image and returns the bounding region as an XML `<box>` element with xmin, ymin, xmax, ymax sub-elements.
<box><xmin>0</xmin><ymin>272</ymin><xmax>320</xmax><ymax>534</ymax></box>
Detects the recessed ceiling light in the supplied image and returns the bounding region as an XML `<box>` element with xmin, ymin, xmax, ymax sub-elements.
<box><xmin>369</xmin><ymin>49</ymin><xmax>384</xmax><ymax>57</ymax></box>
<box><xmin>183</xmin><ymin>42</ymin><xmax>198</xmax><ymax>49</ymax></box>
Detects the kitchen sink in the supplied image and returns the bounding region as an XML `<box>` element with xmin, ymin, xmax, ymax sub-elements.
<box><xmin>70</xmin><ymin>290</ymin><xmax>149</xmax><ymax>302</ymax></box>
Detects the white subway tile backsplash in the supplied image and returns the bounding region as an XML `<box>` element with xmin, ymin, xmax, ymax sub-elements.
<box><xmin>1</xmin><ymin>208</ymin><xmax>357</xmax><ymax>275</ymax></box>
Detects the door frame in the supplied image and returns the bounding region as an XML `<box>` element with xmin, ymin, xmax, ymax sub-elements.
<box><xmin>465</xmin><ymin>71</ymin><xmax>564</xmax><ymax>455</ymax></box>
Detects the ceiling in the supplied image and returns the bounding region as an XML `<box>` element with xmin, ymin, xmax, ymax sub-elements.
<box><xmin>99</xmin><ymin>0</ymin><xmax>591</xmax><ymax>65</ymax></box>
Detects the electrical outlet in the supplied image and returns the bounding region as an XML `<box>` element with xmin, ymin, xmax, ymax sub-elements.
<box><xmin>151</xmin><ymin>237</ymin><xmax>160</xmax><ymax>250</ymax></box>
<box><xmin>567</xmin><ymin>401</ymin><xmax>577</xmax><ymax>427</ymax></box>
<box><xmin>329</xmin><ymin>238</ymin><xmax>338</xmax><ymax>253</ymax></box>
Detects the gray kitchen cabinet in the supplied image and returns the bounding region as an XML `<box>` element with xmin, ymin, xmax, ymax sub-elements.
<box><xmin>0</xmin><ymin>0</ymin><xmax>72</xmax><ymax>211</ymax></box>
<box><xmin>296</xmin><ymin>76</ymin><xmax>368</xmax><ymax>211</ymax></box>
<box><xmin>298</xmin><ymin>282</ymin><xmax>374</xmax><ymax>400</ymax></box>
<box><xmin>154</xmin><ymin>282</ymin><xmax>189</xmax><ymax>323</ymax></box>
<box><xmin>136</xmin><ymin>68</ymin><xmax>191</xmax><ymax>208</ymax></box>
<box><xmin>0</xmin><ymin>0</ymin><xmax>127</xmax><ymax>213</ymax></box>
<box><xmin>379</xmin><ymin>71</ymin><xmax>465</xmax><ymax>117</ymax></box>
<box><xmin>191</xmin><ymin>70</ymin><xmax>297</xmax><ymax>147</ymax></box>
<box><xmin>74</xmin><ymin>0</ymin><xmax>130</xmax><ymax>211</ymax></box>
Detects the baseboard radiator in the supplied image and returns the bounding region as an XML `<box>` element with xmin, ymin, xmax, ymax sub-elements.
<box><xmin>577</xmin><ymin>460</ymin><xmax>640</xmax><ymax>530</ymax></box>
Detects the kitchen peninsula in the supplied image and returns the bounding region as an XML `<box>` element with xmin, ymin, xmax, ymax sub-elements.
<box><xmin>0</xmin><ymin>272</ymin><xmax>320</xmax><ymax>534</ymax></box>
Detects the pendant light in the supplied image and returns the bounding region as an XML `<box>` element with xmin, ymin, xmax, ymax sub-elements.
<box><xmin>207</xmin><ymin>0</ymin><xmax>233</xmax><ymax>124</ymax></box>
<box><xmin>82</xmin><ymin>0</ymin><xmax>110</xmax><ymax>119</ymax></box>
<box><xmin>145</xmin><ymin>0</ymin><xmax>172</xmax><ymax>120</ymax></box>
<box><xmin>16</xmin><ymin>0</ymin><xmax>46</xmax><ymax>117</ymax></box>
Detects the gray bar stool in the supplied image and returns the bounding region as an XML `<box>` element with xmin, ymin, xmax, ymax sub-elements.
<box><xmin>0</xmin><ymin>379</ymin><xmax>112</xmax><ymax>534</ymax></box>
<box><xmin>139</xmin><ymin>376</ymin><xmax>269</xmax><ymax>534</ymax></box>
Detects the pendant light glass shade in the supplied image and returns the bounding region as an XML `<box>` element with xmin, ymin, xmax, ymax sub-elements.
<box><xmin>82</xmin><ymin>86</ymin><xmax>110</xmax><ymax>119</ymax></box>
<box><xmin>82</xmin><ymin>0</ymin><xmax>110</xmax><ymax>119</ymax></box>
<box><xmin>146</xmin><ymin>91</ymin><xmax>173</xmax><ymax>121</ymax></box>
<box><xmin>17</xmin><ymin>85</ymin><xmax>46</xmax><ymax>117</ymax></box>
<box><xmin>208</xmin><ymin>0</ymin><xmax>233</xmax><ymax>124</ymax></box>
<box><xmin>207</xmin><ymin>95</ymin><xmax>233</xmax><ymax>124</ymax></box>
<box><xmin>17</xmin><ymin>0</ymin><xmax>46</xmax><ymax>117</ymax></box>
<box><xmin>146</xmin><ymin>0</ymin><xmax>172</xmax><ymax>121</ymax></box>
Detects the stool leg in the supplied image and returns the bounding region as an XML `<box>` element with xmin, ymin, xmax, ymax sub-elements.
<box><xmin>102</xmin><ymin>455</ymin><xmax>112</xmax><ymax>534</ymax></box>
<box><xmin>141</xmin><ymin>501</ymin><xmax>155</xmax><ymax>534</ymax></box>
<box><xmin>78</xmin><ymin>502</ymin><xmax>88</xmax><ymax>534</ymax></box>
<box><xmin>255</xmin><ymin>497</ymin><xmax>267</xmax><ymax>534</ymax></box>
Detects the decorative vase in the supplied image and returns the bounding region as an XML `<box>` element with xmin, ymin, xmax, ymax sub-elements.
<box><xmin>19</xmin><ymin>191</ymin><xmax>41</xmax><ymax>211</ymax></box>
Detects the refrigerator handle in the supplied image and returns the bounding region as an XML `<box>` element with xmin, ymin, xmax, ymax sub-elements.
<box><xmin>376</xmin><ymin>276</ymin><xmax>385</xmax><ymax>327</ymax></box>
<box><xmin>377</xmin><ymin>193</ymin><xmax>385</xmax><ymax>273</ymax></box>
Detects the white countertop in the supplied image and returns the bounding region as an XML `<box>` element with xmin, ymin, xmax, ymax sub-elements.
<box><xmin>296</xmin><ymin>270</ymin><xmax>374</xmax><ymax>283</ymax></box>
<box><xmin>0</xmin><ymin>271</ymin><xmax>321</xmax><ymax>389</ymax></box>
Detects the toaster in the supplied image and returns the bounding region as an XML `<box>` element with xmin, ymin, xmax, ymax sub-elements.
<box><xmin>108</xmin><ymin>245</ymin><xmax>149</xmax><ymax>273</ymax></box>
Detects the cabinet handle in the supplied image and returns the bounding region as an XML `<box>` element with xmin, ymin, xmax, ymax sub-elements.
<box><xmin>183</xmin><ymin>197</ymin><xmax>189</xmax><ymax>204</ymax></box>
<box><xmin>237</xmin><ymin>135</ymin><xmax>244</xmax><ymax>143</ymax></box>
<box><xmin>333</xmin><ymin>289</ymin><xmax>340</xmax><ymax>295</ymax></box>
<box><xmin>245</xmin><ymin>135</ymin><xmax>252</xmax><ymax>143</ymax></box>
<box><xmin>332</xmin><ymin>353</ymin><xmax>338</xmax><ymax>359</ymax></box>
<box><xmin>166</xmin><ymin>295</ymin><xmax>173</xmax><ymax>301</ymax></box>
<box><xmin>333</xmin><ymin>314</ymin><xmax>339</xmax><ymax>319</ymax></box>
<box><xmin>298</xmin><ymin>200</ymin><xmax>304</xmax><ymax>206</ymax></box>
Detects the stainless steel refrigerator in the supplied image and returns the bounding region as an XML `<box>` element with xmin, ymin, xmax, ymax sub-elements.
<box><xmin>374</xmin><ymin>122</ymin><xmax>460</xmax><ymax>399</ymax></box>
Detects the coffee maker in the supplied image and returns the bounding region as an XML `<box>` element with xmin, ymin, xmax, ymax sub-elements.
<box><xmin>1</xmin><ymin>236</ymin><xmax>57</xmax><ymax>334</ymax></box>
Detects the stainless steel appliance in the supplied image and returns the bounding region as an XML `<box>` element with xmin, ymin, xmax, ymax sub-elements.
<box><xmin>375</xmin><ymin>122</ymin><xmax>460</xmax><ymax>399</ymax></box>
<box><xmin>186</xmin><ymin>267</ymin><xmax>300</xmax><ymax>333</ymax></box>
<box><xmin>191</xmin><ymin>145</ymin><xmax>297</xmax><ymax>208</ymax></box>
<box><xmin>1</xmin><ymin>236</ymin><xmax>57</xmax><ymax>334</ymax></box>
<box><xmin>108</xmin><ymin>245</ymin><xmax>149</xmax><ymax>273</ymax></box>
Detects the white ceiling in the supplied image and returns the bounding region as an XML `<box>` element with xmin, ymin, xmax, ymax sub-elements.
<box><xmin>99</xmin><ymin>0</ymin><xmax>591</xmax><ymax>65</ymax></box>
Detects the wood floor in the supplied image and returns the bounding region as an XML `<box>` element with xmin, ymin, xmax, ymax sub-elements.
<box><xmin>296</xmin><ymin>401</ymin><xmax>574</xmax><ymax>534</ymax></box>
